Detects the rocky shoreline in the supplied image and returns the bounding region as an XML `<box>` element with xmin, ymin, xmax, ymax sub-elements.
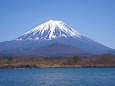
<box><xmin>0</xmin><ymin>64</ymin><xmax>115</xmax><ymax>69</ymax></box>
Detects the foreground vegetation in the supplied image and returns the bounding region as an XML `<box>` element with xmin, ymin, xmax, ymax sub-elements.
<box><xmin>0</xmin><ymin>54</ymin><xmax>115</xmax><ymax>68</ymax></box>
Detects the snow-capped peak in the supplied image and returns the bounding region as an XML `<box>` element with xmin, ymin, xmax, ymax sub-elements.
<box><xmin>14</xmin><ymin>20</ymin><xmax>82</xmax><ymax>41</ymax></box>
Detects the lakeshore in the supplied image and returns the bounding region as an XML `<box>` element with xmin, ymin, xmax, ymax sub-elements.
<box><xmin>0</xmin><ymin>54</ymin><xmax>115</xmax><ymax>69</ymax></box>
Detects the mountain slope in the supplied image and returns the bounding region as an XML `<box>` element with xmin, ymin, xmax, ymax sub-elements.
<box><xmin>14</xmin><ymin>20</ymin><xmax>82</xmax><ymax>41</ymax></box>
<box><xmin>0</xmin><ymin>20</ymin><xmax>115</xmax><ymax>57</ymax></box>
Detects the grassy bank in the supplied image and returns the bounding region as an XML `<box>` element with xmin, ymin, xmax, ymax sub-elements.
<box><xmin>0</xmin><ymin>54</ymin><xmax>115</xmax><ymax>68</ymax></box>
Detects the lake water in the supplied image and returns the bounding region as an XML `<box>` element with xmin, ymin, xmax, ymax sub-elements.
<box><xmin>0</xmin><ymin>68</ymin><xmax>115</xmax><ymax>86</ymax></box>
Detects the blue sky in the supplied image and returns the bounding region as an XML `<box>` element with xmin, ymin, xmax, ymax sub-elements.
<box><xmin>0</xmin><ymin>0</ymin><xmax>115</xmax><ymax>49</ymax></box>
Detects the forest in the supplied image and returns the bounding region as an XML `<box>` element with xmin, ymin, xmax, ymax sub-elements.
<box><xmin>0</xmin><ymin>54</ymin><xmax>115</xmax><ymax>68</ymax></box>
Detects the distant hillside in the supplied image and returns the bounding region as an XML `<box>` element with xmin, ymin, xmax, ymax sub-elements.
<box><xmin>22</xmin><ymin>43</ymin><xmax>87</xmax><ymax>57</ymax></box>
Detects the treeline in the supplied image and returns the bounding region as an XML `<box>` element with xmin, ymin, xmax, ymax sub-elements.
<box><xmin>0</xmin><ymin>54</ymin><xmax>115</xmax><ymax>68</ymax></box>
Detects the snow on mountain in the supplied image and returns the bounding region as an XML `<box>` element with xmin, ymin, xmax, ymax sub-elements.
<box><xmin>14</xmin><ymin>20</ymin><xmax>82</xmax><ymax>41</ymax></box>
<box><xmin>0</xmin><ymin>20</ymin><xmax>115</xmax><ymax>57</ymax></box>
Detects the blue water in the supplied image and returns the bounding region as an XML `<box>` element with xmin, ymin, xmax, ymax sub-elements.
<box><xmin>0</xmin><ymin>68</ymin><xmax>115</xmax><ymax>86</ymax></box>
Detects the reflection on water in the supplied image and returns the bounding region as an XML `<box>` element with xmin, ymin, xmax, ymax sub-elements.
<box><xmin>0</xmin><ymin>68</ymin><xmax>115</xmax><ymax>86</ymax></box>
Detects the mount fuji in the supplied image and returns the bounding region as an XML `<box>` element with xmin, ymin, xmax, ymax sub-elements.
<box><xmin>0</xmin><ymin>20</ymin><xmax>114</xmax><ymax>57</ymax></box>
<box><xmin>14</xmin><ymin>20</ymin><xmax>82</xmax><ymax>41</ymax></box>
